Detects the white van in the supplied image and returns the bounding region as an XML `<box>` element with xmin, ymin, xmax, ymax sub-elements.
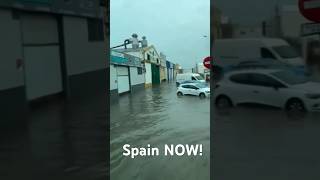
<box><xmin>176</xmin><ymin>73</ymin><xmax>205</xmax><ymax>86</ymax></box>
<box><xmin>214</xmin><ymin>38</ymin><xmax>304</xmax><ymax>67</ymax></box>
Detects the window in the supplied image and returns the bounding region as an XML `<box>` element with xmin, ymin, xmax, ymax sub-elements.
<box><xmin>272</xmin><ymin>45</ymin><xmax>299</xmax><ymax>59</ymax></box>
<box><xmin>192</xmin><ymin>77</ymin><xmax>196</xmax><ymax>80</ymax></box>
<box><xmin>230</xmin><ymin>74</ymin><xmax>250</xmax><ymax>84</ymax></box>
<box><xmin>137</xmin><ymin>67</ymin><xmax>143</xmax><ymax>75</ymax></box>
<box><xmin>147</xmin><ymin>54</ymin><xmax>151</xmax><ymax>61</ymax></box>
<box><xmin>189</xmin><ymin>85</ymin><xmax>199</xmax><ymax>90</ymax></box>
<box><xmin>250</xmin><ymin>73</ymin><xmax>285</xmax><ymax>88</ymax></box>
<box><xmin>261</xmin><ymin>48</ymin><xmax>276</xmax><ymax>59</ymax></box>
<box><xmin>271</xmin><ymin>70</ymin><xmax>309</xmax><ymax>85</ymax></box>
<box><xmin>194</xmin><ymin>75</ymin><xmax>204</xmax><ymax>80</ymax></box>
<box><xmin>87</xmin><ymin>18</ymin><xmax>104</xmax><ymax>41</ymax></box>
<box><xmin>182</xmin><ymin>85</ymin><xmax>190</xmax><ymax>89</ymax></box>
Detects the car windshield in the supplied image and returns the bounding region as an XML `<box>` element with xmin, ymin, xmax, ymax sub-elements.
<box><xmin>195</xmin><ymin>75</ymin><xmax>204</xmax><ymax>80</ymax></box>
<box><xmin>271</xmin><ymin>70</ymin><xmax>309</xmax><ymax>85</ymax></box>
<box><xmin>272</xmin><ymin>45</ymin><xmax>299</xmax><ymax>59</ymax></box>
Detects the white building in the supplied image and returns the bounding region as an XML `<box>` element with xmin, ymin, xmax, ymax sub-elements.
<box><xmin>280</xmin><ymin>5</ymin><xmax>310</xmax><ymax>38</ymax></box>
<box><xmin>115</xmin><ymin>45</ymin><xmax>162</xmax><ymax>87</ymax></box>
<box><xmin>110</xmin><ymin>51</ymin><xmax>144</xmax><ymax>97</ymax></box>
<box><xmin>0</xmin><ymin>1</ymin><xmax>106</xmax><ymax>119</ymax></box>
<box><xmin>233</xmin><ymin>25</ymin><xmax>263</xmax><ymax>38</ymax></box>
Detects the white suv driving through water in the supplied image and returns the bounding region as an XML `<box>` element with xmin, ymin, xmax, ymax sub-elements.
<box><xmin>177</xmin><ymin>83</ymin><xmax>210</xmax><ymax>98</ymax></box>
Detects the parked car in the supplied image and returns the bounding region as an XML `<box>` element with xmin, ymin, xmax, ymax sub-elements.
<box><xmin>176</xmin><ymin>73</ymin><xmax>205</xmax><ymax>86</ymax></box>
<box><xmin>177</xmin><ymin>83</ymin><xmax>210</xmax><ymax>98</ymax></box>
<box><xmin>214</xmin><ymin>69</ymin><xmax>320</xmax><ymax>112</ymax></box>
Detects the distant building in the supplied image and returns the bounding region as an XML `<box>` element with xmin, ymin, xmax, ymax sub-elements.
<box><xmin>160</xmin><ymin>52</ymin><xmax>167</xmax><ymax>82</ymax></box>
<box><xmin>233</xmin><ymin>24</ymin><xmax>263</xmax><ymax>38</ymax></box>
<box><xmin>110</xmin><ymin>50</ymin><xmax>144</xmax><ymax>98</ymax></box>
<box><xmin>115</xmin><ymin>45</ymin><xmax>162</xmax><ymax>87</ymax></box>
<box><xmin>166</xmin><ymin>61</ymin><xmax>175</xmax><ymax>81</ymax></box>
<box><xmin>264</xmin><ymin>5</ymin><xmax>310</xmax><ymax>38</ymax></box>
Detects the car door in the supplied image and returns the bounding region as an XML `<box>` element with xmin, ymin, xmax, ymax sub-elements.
<box><xmin>249</xmin><ymin>73</ymin><xmax>287</xmax><ymax>107</ymax></box>
<box><xmin>189</xmin><ymin>85</ymin><xmax>200</xmax><ymax>96</ymax></box>
<box><xmin>181</xmin><ymin>85</ymin><xmax>191</xmax><ymax>95</ymax></box>
<box><xmin>228</xmin><ymin>73</ymin><xmax>257</xmax><ymax>104</ymax></box>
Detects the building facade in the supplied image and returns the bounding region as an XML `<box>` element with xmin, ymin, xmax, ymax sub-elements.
<box><xmin>115</xmin><ymin>45</ymin><xmax>162</xmax><ymax>87</ymax></box>
<box><xmin>110</xmin><ymin>50</ymin><xmax>144</xmax><ymax>98</ymax></box>
<box><xmin>0</xmin><ymin>0</ymin><xmax>106</xmax><ymax>122</ymax></box>
<box><xmin>166</xmin><ymin>61</ymin><xmax>174</xmax><ymax>81</ymax></box>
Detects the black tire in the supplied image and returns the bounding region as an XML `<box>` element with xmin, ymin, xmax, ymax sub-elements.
<box><xmin>215</xmin><ymin>95</ymin><xmax>233</xmax><ymax>108</ymax></box>
<box><xmin>177</xmin><ymin>92</ymin><xmax>183</xmax><ymax>96</ymax></box>
<box><xmin>286</xmin><ymin>98</ymin><xmax>306</xmax><ymax>113</ymax></box>
<box><xmin>199</xmin><ymin>93</ymin><xmax>206</xmax><ymax>98</ymax></box>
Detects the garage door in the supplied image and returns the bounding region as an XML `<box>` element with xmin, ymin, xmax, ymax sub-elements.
<box><xmin>21</xmin><ymin>14</ymin><xmax>63</xmax><ymax>100</ymax></box>
<box><xmin>117</xmin><ymin>66</ymin><xmax>130</xmax><ymax>94</ymax></box>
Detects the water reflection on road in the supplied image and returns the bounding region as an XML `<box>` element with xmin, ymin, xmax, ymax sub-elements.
<box><xmin>110</xmin><ymin>82</ymin><xmax>210</xmax><ymax>180</ymax></box>
<box><xmin>213</xmin><ymin>105</ymin><xmax>320</xmax><ymax>180</ymax></box>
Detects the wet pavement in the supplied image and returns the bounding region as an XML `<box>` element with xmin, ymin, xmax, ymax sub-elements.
<box><xmin>0</xmin><ymin>94</ymin><xmax>107</xmax><ymax>180</ymax></box>
<box><xmin>213</xmin><ymin>105</ymin><xmax>320</xmax><ymax>180</ymax></box>
<box><xmin>110</xmin><ymin>82</ymin><xmax>210</xmax><ymax>180</ymax></box>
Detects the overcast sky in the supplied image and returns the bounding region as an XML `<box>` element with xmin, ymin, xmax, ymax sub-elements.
<box><xmin>111</xmin><ymin>0</ymin><xmax>210</xmax><ymax>69</ymax></box>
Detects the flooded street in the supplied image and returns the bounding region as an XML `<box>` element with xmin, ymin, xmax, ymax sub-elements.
<box><xmin>0</xmin><ymin>95</ymin><xmax>107</xmax><ymax>180</ymax></box>
<box><xmin>213</xmin><ymin>106</ymin><xmax>320</xmax><ymax>179</ymax></box>
<box><xmin>110</xmin><ymin>82</ymin><xmax>210</xmax><ymax>180</ymax></box>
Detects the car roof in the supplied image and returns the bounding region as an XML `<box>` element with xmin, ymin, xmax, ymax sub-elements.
<box><xmin>180</xmin><ymin>83</ymin><xmax>198</xmax><ymax>86</ymax></box>
<box><xmin>225</xmin><ymin>68</ymin><xmax>283</xmax><ymax>76</ymax></box>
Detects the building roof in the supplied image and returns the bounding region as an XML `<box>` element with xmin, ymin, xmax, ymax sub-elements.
<box><xmin>113</xmin><ymin>45</ymin><xmax>159</xmax><ymax>55</ymax></box>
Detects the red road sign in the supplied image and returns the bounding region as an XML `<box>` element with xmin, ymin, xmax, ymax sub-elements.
<box><xmin>299</xmin><ymin>0</ymin><xmax>320</xmax><ymax>22</ymax></box>
<box><xmin>203</xmin><ymin>56</ymin><xmax>212</xmax><ymax>69</ymax></box>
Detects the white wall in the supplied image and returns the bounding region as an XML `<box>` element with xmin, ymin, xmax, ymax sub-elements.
<box><xmin>281</xmin><ymin>6</ymin><xmax>310</xmax><ymax>38</ymax></box>
<box><xmin>130</xmin><ymin>67</ymin><xmax>144</xmax><ymax>86</ymax></box>
<box><xmin>63</xmin><ymin>16</ymin><xmax>106</xmax><ymax>76</ymax></box>
<box><xmin>110</xmin><ymin>64</ymin><xmax>117</xmax><ymax>90</ymax></box>
<box><xmin>126</xmin><ymin>51</ymin><xmax>143</xmax><ymax>59</ymax></box>
<box><xmin>0</xmin><ymin>9</ymin><xmax>24</xmax><ymax>91</ymax></box>
<box><xmin>145</xmin><ymin>63</ymin><xmax>152</xmax><ymax>84</ymax></box>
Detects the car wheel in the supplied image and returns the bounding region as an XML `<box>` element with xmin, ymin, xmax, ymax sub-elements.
<box><xmin>286</xmin><ymin>99</ymin><xmax>306</xmax><ymax>113</ymax></box>
<box><xmin>177</xmin><ymin>92</ymin><xmax>183</xmax><ymax>96</ymax></box>
<box><xmin>199</xmin><ymin>93</ymin><xmax>206</xmax><ymax>98</ymax></box>
<box><xmin>215</xmin><ymin>95</ymin><xmax>233</xmax><ymax>108</ymax></box>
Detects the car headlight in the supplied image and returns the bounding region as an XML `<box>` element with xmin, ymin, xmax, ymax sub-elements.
<box><xmin>305</xmin><ymin>93</ymin><xmax>320</xmax><ymax>99</ymax></box>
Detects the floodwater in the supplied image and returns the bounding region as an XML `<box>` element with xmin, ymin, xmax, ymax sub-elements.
<box><xmin>110</xmin><ymin>82</ymin><xmax>210</xmax><ymax>180</ymax></box>
<box><xmin>0</xmin><ymin>95</ymin><xmax>108</xmax><ymax>180</ymax></box>
<box><xmin>213</xmin><ymin>106</ymin><xmax>320</xmax><ymax>180</ymax></box>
